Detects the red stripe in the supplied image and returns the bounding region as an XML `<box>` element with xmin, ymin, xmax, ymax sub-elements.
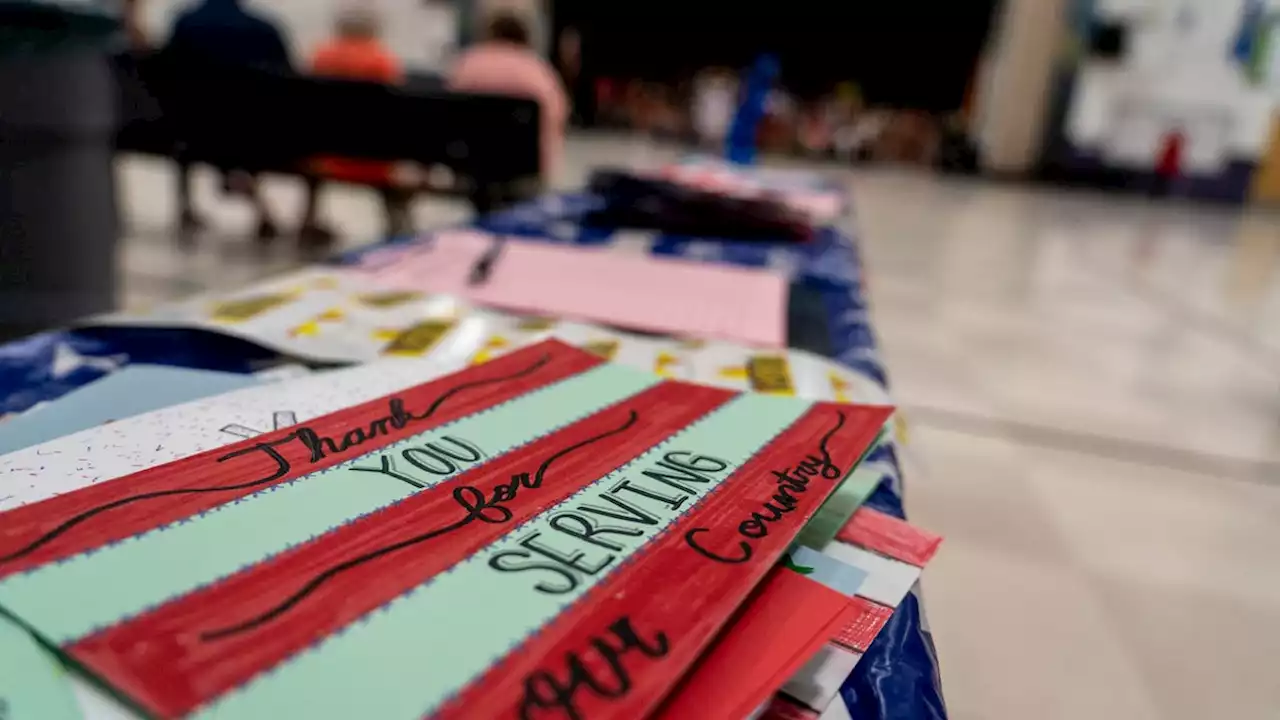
<box><xmin>834</xmin><ymin>508</ymin><xmax>943</xmax><ymax>567</ymax></box>
<box><xmin>830</xmin><ymin>596</ymin><xmax>893</xmax><ymax>653</ymax></box>
<box><xmin>70</xmin><ymin>381</ymin><xmax>735</xmax><ymax>719</ymax></box>
<box><xmin>653</xmin><ymin>567</ymin><xmax>861</xmax><ymax>720</ymax></box>
<box><xmin>431</xmin><ymin>402</ymin><xmax>892</xmax><ymax>720</ymax></box>
<box><xmin>0</xmin><ymin>340</ymin><xmax>597</xmax><ymax>581</ymax></box>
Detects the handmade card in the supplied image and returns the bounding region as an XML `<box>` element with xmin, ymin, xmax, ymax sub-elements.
<box><xmin>84</xmin><ymin>268</ymin><xmax>480</xmax><ymax>365</ymax></box>
<box><xmin>657</xmin><ymin>507</ymin><xmax>941</xmax><ymax>719</ymax></box>
<box><xmin>765</xmin><ymin>507</ymin><xmax>943</xmax><ymax>718</ymax></box>
<box><xmin>0</xmin><ymin>340</ymin><xmax>891</xmax><ymax>720</ymax></box>
<box><xmin>654</xmin><ymin>547</ymin><xmax>871</xmax><ymax>720</ymax></box>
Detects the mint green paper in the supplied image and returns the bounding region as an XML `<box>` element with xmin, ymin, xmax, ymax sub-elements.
<box><xmin>0</xmin><ymin>363</ymin><xmax>659</xmax><ymax>644</ymax></box>
<box><xmin>793</xmin><ymin>430</ymin><xmax>890</xmax><ymax>550</ymax></box>
<box><xmin>0</xmin><ymin>616</ymin><xmax>81</xmax><ymax>720</ymax></box>
<box><xmin>195</xmin><ymin>393</ymin><xmax>813</xmax><ymax>720</ymax></box>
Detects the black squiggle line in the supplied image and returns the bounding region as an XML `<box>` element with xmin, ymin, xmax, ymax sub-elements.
<box><xmin>0</xmin><ymin>435</ymin><xmax>297</xmax><ymax>565</ymax></box>
<box><xmin>0</xmin><ymin>353</ymin><xmax>554</xmax><ymax>568</ymax></box>
<box><xmin>418</xmin><ymin>352</ymin><xmax>553</xmax><ymax>420</ymax></box>
<box><xmin>529</xmin><ymin>410</ymin><xmax>638</xmax><ymax>489</ymax></box>
<box><xmin>199</xmin><ymin>409</ymin><xmax>640</xmax><ymax>641</ymax></box>
<box><xmin>815</xmin><ymin>410</ymin><xmax>847</xmax><ymax>477</ymax></box>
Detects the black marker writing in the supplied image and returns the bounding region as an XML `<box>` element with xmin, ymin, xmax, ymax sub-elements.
<box><xmin>685</xmin><ymin>411</ymin><xmax>846</xmax><ymax>565</ymax></box>
<box><xmin>201</xmin><ymin>410</ymin><xmax>639</xmax><ymax>640</ymax></box>
<box><xmin>519</xmin><ymin>617</ymin><xmax>669</xmax><ymax>720</ymax></box>
<box><xmin>351</xmin><ymin>437</ymin><xmax>487</xmax><ymax>489</ymax></box>
<box><xmin>489</xmin><ymin>451</ymin><xmax>731</xmax><ymax>595</ymax></box>
<box><xmin>0</xmin><ymin>354</ymin><xmax>552</xmax><ymax>569</ymax></box>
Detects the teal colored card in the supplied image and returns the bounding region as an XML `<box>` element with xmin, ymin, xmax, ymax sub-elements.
<box><xmin>0</xmin><ymin>365</ymin><xmax>259</xmax><ymax>456</ymax></box>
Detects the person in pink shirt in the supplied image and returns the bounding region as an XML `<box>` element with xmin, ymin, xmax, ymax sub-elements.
<box><xmin>449</xmin><ymin>12</ymin><xmax>569</xmax><ymax>200</ymax></box>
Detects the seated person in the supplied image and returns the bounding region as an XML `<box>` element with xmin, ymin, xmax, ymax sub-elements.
<box><xmin>448</xmin><ymin>11</ymin><xmax>568</xmax><ymax>211</ymax></box>
<box><xmin>164</xmin><ymin>0</ymin><xmax>292</xmax><ymax>239</ymax></box>
<box><xmin>300</xmin><ymin>6</ymin><xmax>412</xmax><ymax>243</ymax></box>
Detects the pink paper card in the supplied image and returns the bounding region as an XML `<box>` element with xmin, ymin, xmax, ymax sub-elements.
<box><xmin>469</xmin><ymin>242</ymin><xmax>787</xmax><ymax>347</ymax></box>
<box><xmin>356</xmin><ymin>233</ymin><xmax>789</xmax><ymax>347</ymax></box>
<box><xmin>352</xmin><ymin>230</ymin><xmax>494</xmax><ymax>297</ymax></box>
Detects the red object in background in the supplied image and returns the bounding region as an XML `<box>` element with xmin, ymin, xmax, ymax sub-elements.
<box><xmin>1155</xmin><ymin>131</ymin><xmax>1185</xmax><ymax>178</ymax></box>
<box><xmin>596</xmin><ymin>77</ymin><xmax>617</xmax><ymax>106</ymax></box>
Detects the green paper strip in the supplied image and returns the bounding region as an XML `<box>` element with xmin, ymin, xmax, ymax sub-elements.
<box><xmin>196</xmin><ymin>393</ymin><xmax>812</xmax><ymax>720</ymax></box>
<box><xmin>0</xmin><ymin>615</ymin><xmax>81</xmax><ymax>720</ymax></box>
<box><xmin>0</xmin><ymin>363</ymin><xmax>658</xmax><ymax>644</ymax></box>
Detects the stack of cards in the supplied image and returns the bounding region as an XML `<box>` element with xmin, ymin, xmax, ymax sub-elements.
<box><xmin>0</xmin><ymin>340</ymin><xmax>923</xmax><ymax>720</ymax></box>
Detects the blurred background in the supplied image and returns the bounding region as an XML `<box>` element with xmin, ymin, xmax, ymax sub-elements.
<box><xmin>2</xmin><ymin>0</ymin><xmax>1279</xmax><ymax>718</ymax></box>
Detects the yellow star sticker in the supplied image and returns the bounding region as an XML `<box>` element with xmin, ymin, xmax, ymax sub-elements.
<box><xmin>317</xmin><ymin>307</ymin><xmax>346</xmax><ymax>322</ymax></box>
<box><xmin>470</xmin><ymin>335</ymin><xmax>510</xmax><ymax>365</ymax></box>
<box><xmin>829</xmin><ymin>371</ymin><xmax>853</xmax><ymax>403</ymax></box>
<box><xmin>290</xmin><ymin>320</ymin><xmax>322</xmax><ymax>338</ymax></box>
<box><xmin>654</xmin><ymin>352</ymin><xmax>680</xmax><ymax>378</ymax></box>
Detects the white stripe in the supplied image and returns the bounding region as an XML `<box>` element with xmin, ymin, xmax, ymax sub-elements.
<box><xmin>781</xmin><ymin>643</ymin><xmax>860</xmax><ymax>711</ymax></box>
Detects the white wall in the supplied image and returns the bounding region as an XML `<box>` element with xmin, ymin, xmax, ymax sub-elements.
<box><xmin>1067</xmin><ymin>0</ymin><xmax>1276</xmax><ymax>169</ymax></box>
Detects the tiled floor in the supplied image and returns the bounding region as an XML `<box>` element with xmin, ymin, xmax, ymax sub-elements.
<box><xmin>115</xmin><ymin>137</ymin><xmax>1280</xmax><ymax>719</ymax></box>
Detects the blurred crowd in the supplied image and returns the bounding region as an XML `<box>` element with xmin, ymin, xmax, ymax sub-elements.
<box><xmin>120</xmin><ymin>0</ymin><xmax>567</xmax><ymax>243</ymax></box>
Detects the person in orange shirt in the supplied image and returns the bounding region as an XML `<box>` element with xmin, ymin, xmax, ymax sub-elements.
<box><xmin>301</xmin><ymin>5</ymin><xmax>412</xmax><ymax>243</ymax></box>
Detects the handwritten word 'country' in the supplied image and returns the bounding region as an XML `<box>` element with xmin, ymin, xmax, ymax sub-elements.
<box><xmin>684</xmin><ymin>412</ymin><xmax>845</xmax><ymax>564</ymax></box>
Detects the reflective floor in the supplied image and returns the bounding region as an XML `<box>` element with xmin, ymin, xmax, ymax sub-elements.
<box><xmin>116</xmin><ymin>136</ymin><xmax>1280</xmax><ymax>719</ymax></box>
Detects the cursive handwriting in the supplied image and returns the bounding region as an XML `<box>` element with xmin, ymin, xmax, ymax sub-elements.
<box><xmin>0</xmin><ymin>354</ymin><xmax>553</xmax><ymax>569</ymax></box>
<box><xmin>216</xmin><ymin>351</ymin><xmax>551</xmax><ymax>491</ymax></box>
<box><xmin>520</xmin><ymin>617</ymin><xmax>669</xmax><ymax>720</ymax></box>
<box><xmin>684</xmin><ymin>411</ymin><xmax>846</xmax><ymax>564</ymax></box>
<box><xmin>200</xmin><ymin>410</ymin><xmax>639</xmax><ymax>641</ymax></box>
<box><xmin>294</xmin><ymin>398</ymin><xmax>428</xmax><ymax>462</ymax></box>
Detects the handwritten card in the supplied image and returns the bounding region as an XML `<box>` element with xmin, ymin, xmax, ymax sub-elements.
<box><xmin>0</xmin><ymin>340</ymin><xmax>891</xmax><ymax>719</ymax></box>
<box><xmin>772</xmin><ymin>508</ymin><xmax>943</xmax><ymax>717</ymax></box>
<box><xmin>653</xmin><ymin>548</ymin><xmax>869</xmax><ymax>720</ymax></box>
<box><xmin>654</xmin><ymin>506</ymin><xmax>942</xmax><ymax>720</ymax></box>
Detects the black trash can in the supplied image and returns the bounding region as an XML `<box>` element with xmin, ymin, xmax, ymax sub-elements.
<box><xmin>0</xmin><ymin>1</ymin><xmax>120</xmax><ymax>339</ymax></box>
